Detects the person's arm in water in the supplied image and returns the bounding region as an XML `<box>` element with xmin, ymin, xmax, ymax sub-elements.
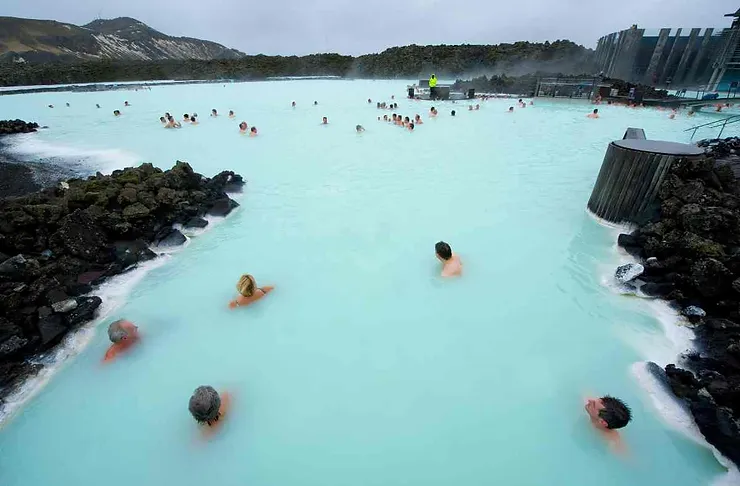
<box><xmin>228</xmin><ymin>286</ymin><xmax>275</xmax><ymax>309</ymax></box>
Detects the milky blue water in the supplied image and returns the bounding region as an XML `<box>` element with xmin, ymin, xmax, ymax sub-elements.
<box><xmin>0</xmin><ymin>80</ymin><xmax>736</xmax><ymax>486</ymax></box>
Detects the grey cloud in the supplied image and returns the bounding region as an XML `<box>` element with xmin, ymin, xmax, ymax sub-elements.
<box><xmin>3</xmin><ymin>0</ymin><xmax>738</xmax><ymax>55</ymax></box>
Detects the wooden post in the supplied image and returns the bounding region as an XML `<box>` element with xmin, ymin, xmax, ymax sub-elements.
<box><xmin>587</xmin><ymin>139</ymin><xmax>704</xmax><ymax>223</ymax></box>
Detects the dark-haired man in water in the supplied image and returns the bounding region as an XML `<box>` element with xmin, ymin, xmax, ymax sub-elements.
<box><xmin>435</xmin><ymin>241</ymin><xmax>462</xmax><ymax>277</ymax></box>
<box><xmin>585</xmin><ymin>395</ymin><xmax>632</xmax><ymax>452</ymax></box>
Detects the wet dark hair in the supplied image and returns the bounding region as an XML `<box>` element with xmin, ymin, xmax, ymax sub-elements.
<box><xmin>409</xmin><ymin>122</ymin><xmax>414</xmax><ymax>130</ymax></box>
<box><xmin>250</xmin><ymin>126</ymin><xmax>257</xmax><ymax>132</ymax></box>
<box><xmin>435</xmin><ymin>241</ymin><xmax>452</xmax><ymax>260</ymax></box>
<box><xmin>593</xmin><ymin>109</ymin><xmax>599</xmax><ymax>114</ymax></box>
<box><xmin>451</xmin><ymin>110</ymin><xmax>456</xmax><ymax>116</ymax></box>
<box><xmin>184</xmin><ymin>114</ymin><xmax>189</xmax><ymax>118</ymax></box>
<box><xmin>160</xmin><ymin>116</ymin><xmax>165</xmax><ymax>122</ymax></box>
<box><xmin>509</xmin><ymin>107</ymin><xmax>514</xmax><ymax>110</ymax></box>
<box><xmin>598</xmin><ymin>396</ymin><xmax>632</xmax><ymax>429</ymax></box>
<box><xmin>404</xmin><ymin>116</ymin><xmax>410</xmax><ymax>122</ymax></box>
<box><xmin>212</xmin><ymin>109</ymin><xmax>217</xmax><ymax>113</ymax></box>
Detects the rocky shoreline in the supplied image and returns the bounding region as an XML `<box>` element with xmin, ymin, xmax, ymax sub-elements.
<box><xmin>615</xmin><ymin>140</ymin><xmax>740</xmax><ymax>465</ymax></box>
<box><xmin>0</xmin><ymin>158</ymin><xmax>244</xmax><ymax>409</ymax></box>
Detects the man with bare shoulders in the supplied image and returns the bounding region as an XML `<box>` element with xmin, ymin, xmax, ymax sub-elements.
<box><xmin>103</xmin><ymin>319</ymin><xmax>140</xmax><ymax>362</ymax></box>
<box><xmin>584</xmin><ymin>395</ymin><xmax>632</xmax><ymax>453</ymax></box>
<box><xmin>435</xmin><ymin>241</ymin><xmax>462</xmax><ymax>277</ymax></box>
<box><xmin>189</xmin><ymin>385</ymin><xmax>232</xmax><ymax>438</ymax></box>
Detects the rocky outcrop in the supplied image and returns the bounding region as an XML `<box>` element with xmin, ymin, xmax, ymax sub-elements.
<box><xmin>615</xmin><ymin>143</ymin><xmax>740</xmax><ymax>464</ymax></box>
<box><xmin>0</xmin><ymin>161</ymin><xmax>244</xmax><ymax>401</ymax></box>
<box><xmin>0</xmin><ymin>119</ymin><xmax>38</xmax><ymax>135</ymax></box>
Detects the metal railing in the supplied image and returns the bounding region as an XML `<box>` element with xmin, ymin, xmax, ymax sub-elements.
<box><xmin>685</xmin><ymin>114</ymin><xmax>740</xmax><ymax>141</ymax></box>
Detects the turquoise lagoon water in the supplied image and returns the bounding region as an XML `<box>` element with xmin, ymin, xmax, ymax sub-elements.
<box><xmin>0</xmin><ymin>80</ymin><xmax>737</xmax><ymax>485</ymax></box>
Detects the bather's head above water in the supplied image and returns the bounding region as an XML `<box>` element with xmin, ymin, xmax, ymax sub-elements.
<box><xmin>585</xmin><ymin>395</ymin><xmax>632</xmax><ymax>430</ymax></box>
<box><xmin>108</xmin><ymin>319</ymin><xmax>138</xmax><ymax>343</ymax></box>
<box><xmin>236</xmin><ymin>274</ymin><xmax>257</xmax><ymax>297</ymax></box>
<box><xmin>435</xmin><ymin>241</ymin><xmax>452</xmax><ymax>261</ymax></box>
<box><xmin>189</xmin><ymin>385</ymin><xmax>222</xmax><ymax>424</ymax></box>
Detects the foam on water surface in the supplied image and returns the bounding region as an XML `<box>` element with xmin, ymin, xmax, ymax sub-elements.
<box><xmin>0</xmin><ymin>80</ymin><xmax>732</xmax><ymax>485</ymax></box>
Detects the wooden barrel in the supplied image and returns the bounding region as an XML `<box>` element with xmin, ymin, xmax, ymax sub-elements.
<box><xmin>587</xmin><ymin>139</ymin><xmax>704</xmax><ymax>223</ymax></box>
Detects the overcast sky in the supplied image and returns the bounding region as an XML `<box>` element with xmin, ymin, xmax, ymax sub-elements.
<box><xmin>4</xmin><ymin>1</ymin><xmax>739</xmax><ymax>55</ymax></box>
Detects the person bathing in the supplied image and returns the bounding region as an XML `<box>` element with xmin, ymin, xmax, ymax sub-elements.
<box><xmin>435</xmin><ymin>241</ymin><xmax>462</xmax><ymax>277</ymax></box>
<box><xmin>229</xmin><ymin>274</ymin><xmax>274</xmax><ymax>308</ymax></box>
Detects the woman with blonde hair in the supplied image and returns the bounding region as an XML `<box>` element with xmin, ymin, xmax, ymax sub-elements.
<box><xmin>228</xmin><ymin>274</ymin><xmax>274</xmax><ymax>308</ymax></box>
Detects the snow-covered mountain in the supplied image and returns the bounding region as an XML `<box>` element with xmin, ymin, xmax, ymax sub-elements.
<box><xmin>0</xmin><ymin>16</ymin><xmax>246</xmax><ymax>63</ymax></box>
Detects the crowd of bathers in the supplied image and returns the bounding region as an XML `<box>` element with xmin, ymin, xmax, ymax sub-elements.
<box><xmin>63</xmin><ymin>91</ymin><xmax>634</xmax><ymax>448</ymax></box>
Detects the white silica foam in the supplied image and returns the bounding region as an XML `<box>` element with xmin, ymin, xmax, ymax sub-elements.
<box><xmin>2</xmin><ymin>133</ymin><xmax>141</xmax><ymax>175</ymax></box>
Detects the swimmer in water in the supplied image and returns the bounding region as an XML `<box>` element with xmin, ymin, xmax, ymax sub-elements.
<box><xmin>367</xmin><ymin>98</ymin><xmax>372</xmax><ymax>104</ymax></box>
<box><xmin>160</xmin><ymin>116</ymin><xmax>166</xmax><ymax>124</ymax></box>
<box><xmin>584</xmin><ymin>395</ymin><xmax>632</xmax><ymax>453</ymax></box>
<box><xmin>356</xmin><ymin>124</ymin><xmax>365</xmax><ymax>132</ymax></box>
<box><xmin>239</xmin><ymin>121</ymin><xmax>248</xmax><ymax>133</ymax></box>
<box><xmin>189</xmin><ymin>385</ymin><xmax>232</xmax><ymax>437</ymax></box>
<box><xmin>211</xmin><ymin>109</ymin><xmax>218</xmax><ymax>117</ymax></box>
<box><xmin>292</xmin><ymin>101</ymin><xmax>297</xmax><ymax>108</ymax></box>
<box><xmin>475</xmin><ymin>104</ymin><xmax>480</xmax><ymax>110</ymax></box>
<box><xmin>430</xmin><ymin>107</ymin><xmax>437</xmax><ymax>117</ymax></box>
<box><xmin>451</xmin><ymin>110</ymin><xmax>456</xmax><ymax>116</ymax></box>
<box><xmin>469</xmin><ymin>105</ymin><xmax>474</xmax><ymax>111</ymax></box>
<box><xmin>103</xmin><ymin>319</ymin><xmax>140</xmax><ymax>362</ymax></box>
<box><xmin>66</xmin><ymin>103</ymin><xmax>70</xmax><ymax>107</ymax></box>
<box><xmin>96</xmin><ymin>104</ymin><xmax>101</xmax><ymax>109</ymax></box>
<box><xmin>190</xmin><ymin>115</ymin><xmax>198</xmax><ymax>125</ymax></box>
<box><xmin>113</xmin><ymin>110</ymin><xmax>121</xmax><ymax>117</ymax></box>
<box><xmin>529</xmin><ymin>100</ymin><xmax>534</xmax><ymax>105</ymax></box>
<box><xmin>404</xmin><ymin>116</ymin><xmax>410</xmax><ymax>126</ymax></box>
<box><xmin>165</xmin><ymin>112</ymin><xmax>171</xmax><ymax>119</ymax></box>
<box><xmin>314</xmin><ymin>101</ymin><xmax>318</xmax><ymax>105</ymax></box>
<box><xmin>124</xmin><ymin>101</ymin><xmax>130</xmax><ymax>107</ymax></box>
<box><xmin>229</xmin><ymin>110</ymin><xmax>235</xmax><ymax>118</ymax></box>
<box><xmin>392</xmin><ymin>114</ymin><xmax>397</xmax><ymax>123</ymax></box>
<box><xmin>408</xmin><ymin>122</ymin><xmax>415</xmax><ymax>131</ymax></box>
<box><xmin>229</xmin><ymin>274</ymin><xmax>275</xmax><ymax>309</ymax></box>
<box><xmin>415</xmin><ymin>114</ymin><xmax>423</xmax><ymax>124</ymax></box>
<box><xmin>508</xmin><ymin>107</ymin><xmax>514</xmax><ymax>113</ymax></box>
<box><xmin>435</xmin><ymin>241</ymin><xmax>462</xmax><ymax>277</ymax></box>
<box><xmin>669</xmin><ymin>109</ymin><xmax>677</xmax><ymax>119</ymax></box>
<box><xmin>183</xmin><ymin>114</ymin><xmax>190</xmax><ymax>122</ymax></box>
<box><xmin>169</xmin><ymin>116</ymin><xmax>182</xmax><ymax>128</ymax></box>
<box><xmin>587</xmin><ymin>108</ymin><xmax>600</xmax><ymax>119</ymax></box>
<box><xmin>377</xmin><ymin>102</ymin><xmax>381</xmax><ymax>109</ymax></box>
<box><xmin>688</xmin><ymin>109</ymin><xmax>696</xmax><ymax>117</ymax></box>
<box><xmin>322</xmin><ymin>116</ymin><xmax>328</xmax><ymax>125</ymax></box>
<box><xmin>48</xmin><ymin>105</ymin><xmax>54</xmax><ymax>108</ymax></box>
<box><xmin>383</xmin><ymin>115</ymin><xmax>389</xmax><ymax>122</ymax></box>
<box><xmin>250</xmin><ymin>126</ymin><xmax>257</xmax><ymax>136</ymax></box>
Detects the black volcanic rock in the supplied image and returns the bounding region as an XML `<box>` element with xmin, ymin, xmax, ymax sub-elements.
<box><xmin>611</xmin><ymin>140</ymin><xmax>740</xmax><ymax>466</ymax></box>
<box><xmin>0</xmin><ymin>161</ymin><xmax>245</xmax><ymax>404</ymax></box>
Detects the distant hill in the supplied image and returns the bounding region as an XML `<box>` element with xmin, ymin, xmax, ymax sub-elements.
<box><xmin>0</xmin><ymin>16</ymin><xmax>246</xmax><ymax>63</ymax></box>
<box><xmin>0</xmin><ymin>25</ymin><xmax>596</xmax><ymax>87</ymax></box>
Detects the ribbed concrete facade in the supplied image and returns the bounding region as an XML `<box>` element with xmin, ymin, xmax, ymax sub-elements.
<box><xmin>595</xmin><ymin>25</ymin><xmax>726</xmax><ymax>87</ymax></box>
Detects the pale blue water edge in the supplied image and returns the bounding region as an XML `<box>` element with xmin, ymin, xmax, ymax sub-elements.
<box><xmin>0</xmin><ymin>80</ymin><xmax>736</xmax><ymax>485</ymax></box>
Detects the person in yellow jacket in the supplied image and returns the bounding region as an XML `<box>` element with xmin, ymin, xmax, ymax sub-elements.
<box><xmin>429</xmin><ymin>74</ymin><xmax>438</xmax><ymax>99</ymax></box>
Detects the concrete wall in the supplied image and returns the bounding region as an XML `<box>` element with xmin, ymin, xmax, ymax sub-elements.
<box><xmin>595</xmin><ymin>26</ymin><xmax>725</xmax><ymax>87</ymax></box>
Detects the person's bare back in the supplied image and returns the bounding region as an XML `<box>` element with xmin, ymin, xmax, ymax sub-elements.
<box><xmin>435</xmin><ymin>241</ymin><xmax>462</xmax><ymax>277</ymax></box>
<box><xmin>442</xmin><ymin>254</ymin><xmax>462</xmax><ymax>277</ymax></box>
